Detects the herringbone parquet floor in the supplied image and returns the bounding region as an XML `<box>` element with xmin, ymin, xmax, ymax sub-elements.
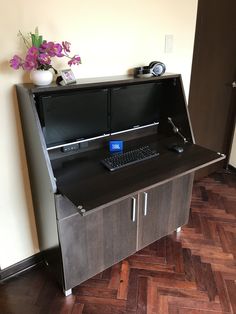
<box><xmin>0</xmin><ymin>172</ymin><xmax>236</xmax><ymax>314</ymax></box>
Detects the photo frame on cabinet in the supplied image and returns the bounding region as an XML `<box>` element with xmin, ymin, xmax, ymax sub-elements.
<box><xmin>61</xmin><ymin>69</ymin><xmax>76</xmax><ymax>85</ymax></box>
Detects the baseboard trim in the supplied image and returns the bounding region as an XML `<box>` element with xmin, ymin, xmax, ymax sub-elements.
<box><xmin>0</xmin><ymin>252</ymin><xmax>44</xmax><ymax>281</ymax></box>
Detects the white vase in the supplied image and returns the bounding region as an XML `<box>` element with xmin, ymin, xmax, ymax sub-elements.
<box><xmin>30</xmin><ymin>70</ymin><xmax>53</xmax><ymax>86</ymax></box>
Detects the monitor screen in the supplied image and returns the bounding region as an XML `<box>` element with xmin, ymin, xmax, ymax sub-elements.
<box><xmin>110</xmin><ymin>82</ymin><xmax>163</xmax><ymax>134</ymax></box>
<box><xmin>39</xmin><ymin>89</ymin><xmax>109</xmax><ymax>147</ymax></box>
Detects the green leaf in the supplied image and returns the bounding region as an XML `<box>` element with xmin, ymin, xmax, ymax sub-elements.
<box><xmin>31</xmin><ymin>33</ymin><xmax>43</xmax><ymax>48</ymax></box>
<box><xmin>31</xmin><ymin>27</ymin><xmax>43</xmax><ymax>47</ymax></box>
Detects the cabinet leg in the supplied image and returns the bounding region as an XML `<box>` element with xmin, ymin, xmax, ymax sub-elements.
<box><xmin>176</xmin><ymin>227</ymin><xmax>181</xmax><ymax>233</ymax></box>
<box><xmin>64</xmin><ymin>289</ymin><xmax>72</xmax><ymax>297</ymax></box>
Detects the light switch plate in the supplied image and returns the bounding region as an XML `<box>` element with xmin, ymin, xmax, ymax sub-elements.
<box><xmin>165</xmin><ymin>34</ymin><xmax>174</xmax><ymax>53</ymax></box>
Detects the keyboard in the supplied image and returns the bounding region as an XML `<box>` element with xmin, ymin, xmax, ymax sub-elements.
<box><xmin>101</xmin><ymin>145</ymin><xmax>159</xmax><ymax>171</ymax></box>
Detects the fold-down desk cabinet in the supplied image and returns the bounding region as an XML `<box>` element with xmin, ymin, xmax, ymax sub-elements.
<box><xmin>16</xmin><ymin>74</ymin><xmax>225</xmax><ymax>295</ymax></box>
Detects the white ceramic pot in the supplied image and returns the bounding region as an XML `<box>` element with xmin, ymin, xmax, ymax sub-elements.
<box><xmin>30</xmin><ymin>70</ymin><xmax>53</xmax><ymax>86</ymax></box>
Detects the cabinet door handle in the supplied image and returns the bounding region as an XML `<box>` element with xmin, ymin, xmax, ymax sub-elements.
<box><xmin>132</xmin><ymin>197</ymin><xmax>136</xmax><ymax>222</ymax></box>
<box><xmin>143</xmin><ymin>192</ymin><xmax>148</xmax><ymax>216</ymax></box>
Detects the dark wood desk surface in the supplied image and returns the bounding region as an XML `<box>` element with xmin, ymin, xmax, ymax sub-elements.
<box><xmin>52</xmin><ymin>135</ymin><xmax>224</xmax><ymax>214</ymax></box>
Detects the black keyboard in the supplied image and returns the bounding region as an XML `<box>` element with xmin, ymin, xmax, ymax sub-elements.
<box><xmin>101</xmin><ymin>146</ymin><xmax>159</xmax><ymax>171</ymax></box>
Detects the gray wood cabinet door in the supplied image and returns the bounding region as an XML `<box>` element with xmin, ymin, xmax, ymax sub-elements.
<box><xmin>138</xmin><ymin>174</ymin><xmax>194</xmax><ymax>250</ymax></box>
<box><xmin>58</xmin><ymin>196</ymin><xmax>138</xmax><ymax>290</ymax></box>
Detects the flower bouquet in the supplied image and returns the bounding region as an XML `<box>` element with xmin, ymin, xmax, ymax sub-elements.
<box><xmin>10</xmin><ymin>27</ymin><xmax>81</xmax><ymax>77</ymax></box>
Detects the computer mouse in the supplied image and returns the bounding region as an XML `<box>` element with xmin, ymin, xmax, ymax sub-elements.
<box><xmin>169</xmin><ymin>144</ymin><xmax>184</xmax><ymax>154</ymax></box>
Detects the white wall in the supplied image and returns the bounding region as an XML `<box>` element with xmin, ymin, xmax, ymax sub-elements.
<box><xmin>0</xmin><ymin>0</ymin><xmax>198</xmax><ymax>269</ymax></box>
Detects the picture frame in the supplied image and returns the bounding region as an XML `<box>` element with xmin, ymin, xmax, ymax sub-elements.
<box><xmin>61</xmin><ymin>69</ymin><xmax>76</xmax><ymax>85</ymax></box>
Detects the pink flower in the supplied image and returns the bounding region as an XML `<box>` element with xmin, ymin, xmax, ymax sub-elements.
<box><xmin>10</xmin><ymin>29</ymin><xmax>81</xmax><ymax>73</ymax></box>
<box><xmin>38</xmin><ymin>53</ymin><xmax>51</xmax><ymax>65</ymax></box>
<box><xmin>68</xmin><ymin>55</ymin><xmax>81</xmax><ymax>66</ymax></box>
<box><xmin>40</xmin><ymin>41</ymin><xmax>63</xmax><ymax>57</ymax></box>
<box><xmin>27</xmin><ymin>46</ymin><xmax>38</xmax><ymax>57</ymax></box>
<box><xmin>62</xmin><ymin>41</ymin><xmax>71</xmax><ymax>53</ymax></box>
<box><xmin>39</xmin><ymin>41</ymin><xmax>50</xmax><ymax>52</ymax></box>
<box><xmin>53</xmin><ymin>43</ymin><xmax>64</xmax><ymax>57</ymax></box>
<box><xmin>10</xmin><ymin>55</ymin><xmax>23</xmax><ymax>69</ymax></box>
<box><xmin>22</xmin><ymin>57</ymin><xmax>38</xmax><ymax>71</ymax></box>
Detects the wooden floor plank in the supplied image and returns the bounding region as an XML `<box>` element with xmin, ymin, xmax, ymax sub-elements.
<box><xmin>225</xmin><ymin>280</ymin><xmax>236</xmax><ymax>314</ymax></box>
<box><xmin>117</xmin><ymin>261</ymin><xmax>130</xmax><ymax>300</ymax></box>
<box><xmin>136</xmin><ymin>277</ymin><xmax>148</xmax><ymax>314</ymax></box>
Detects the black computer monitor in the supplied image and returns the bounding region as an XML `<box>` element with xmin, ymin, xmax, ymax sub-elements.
<box><xmin>38</xmin><ymin>88</ymin><xmax>109</xmax><ymax>148</ymax></box>
<box><xmin>110</xmin><ymin>82</ymin><xmax>163</xmax><ymax>134</ymax></box>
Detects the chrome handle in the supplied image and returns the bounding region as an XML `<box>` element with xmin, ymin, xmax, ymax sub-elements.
<box><xmin>132</xmin><ymin>197</ymin><xmax>136</xmax><ymax>222</ymax></box>
<box><xmin>232</xmin><ymin>81</ymin><xmax>236</xmax><ymax>88</ymax></box>
<box><xmin>143</xmin><ymin>192</ymin><xmax>148</xmax><ymax>216</ymax></box>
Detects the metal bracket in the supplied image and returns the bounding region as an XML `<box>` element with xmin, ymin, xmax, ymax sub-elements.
<box><xmin>77</xmin><ymin>205</ymin><xmax>86</xmax><ymax>215</ymax></box>
<box><xmin>64</xmin><ymin>289</ymin><xmax>72</xmax><ymax>297</ymax></box>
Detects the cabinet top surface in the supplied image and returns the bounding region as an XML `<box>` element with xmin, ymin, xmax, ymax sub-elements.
<box><xmin>17</xmin><ymin>73</ymin><xmax>179</xmax><ymax>93</ymax></box>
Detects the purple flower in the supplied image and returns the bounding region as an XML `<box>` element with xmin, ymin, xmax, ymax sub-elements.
<box><xmin>10</xmin><ymin>29</ymin><xmax>81</xmax><ymax>72</ymax></box>
<box><xmin>38</xmin><ymin>53</ymin><xmax>51</xmax><ymax>65</ymax></box>
<box><xmin>10</xmin><ymin>55</ymin><xmax>23</xmax><ymax>69</ymax></box>
<box><xmin>23</xmin><ymin>60</ymin><xmax>37</xmax><ymax>71</ymax></box>
<box><xmin>23</xmin><ymin>54</ymin><xmax>38</xmax><ymax>71</ymax></box>
<box><xmin>39</xmin><ymin>41</ymin><xmax>49</xmax><ymax>52</ymax></box>
<box><xmin>40</xmin><ymin>41</ymin><xmax>63</xmax><ymax>57</ymax></box>
<box><xmin>53</xmin><ymin>43</ymin><xmax>64</xmax><ymax>57</ymax></box>
<box><xmin>68</xmin><ymin>55</ymin><xmax>81</xmax><ymax>66</ymax></box>
<box><xmin>27</xmin><ymin>46</ymin><xmax>38</xmax><ymax>57</ymax></box>
<box><xmin>62</xmin><ymin>41</ymin><xmax>71</xmax><ymax>53</ymax></box>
